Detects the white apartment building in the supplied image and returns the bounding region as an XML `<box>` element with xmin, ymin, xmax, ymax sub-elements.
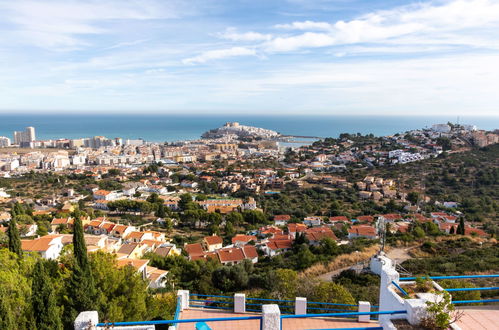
<box><xmin>13</xmin><ymin>126</ymin><xmax>36</xmax><ymax>145</ymax></box>
<box><xmin>0</xmin><ymin>136</ymin><xmax>11</xmax><ymax>147</ymax></box>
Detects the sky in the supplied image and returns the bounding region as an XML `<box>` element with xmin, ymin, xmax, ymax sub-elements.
<box><xmin>0</xmin><ymin>0</ymin><xmax>499</xmax><ymax>116</ymax></box>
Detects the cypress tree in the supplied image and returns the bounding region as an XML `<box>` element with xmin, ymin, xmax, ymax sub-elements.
<box><xmin>73</xmin><ymin>216</ymin><xmax>89</xmax><ymax>270</ymax></box>
<box><xmin>7</xmin><ymin>216</ymin><xmax>22</xmax><ymax>257</ymax></box>
<box><xmin>449</xmin><ymin>226</ymin><xmax>455</xmax><ymax>234</ymax></box>
<box><xmin>63</xmin><ymin>216</ymin><xmax>96</xmax><ymax>328</ymax></box>
<box><xmin>32</xmin><ymin>260</ymin><xmax>62</xmax><ymax>330</ymax></box>
<box><xmin>457</xmin><ymin>217</ymin><xmax>465</xmax><ymax>235</ymax></box>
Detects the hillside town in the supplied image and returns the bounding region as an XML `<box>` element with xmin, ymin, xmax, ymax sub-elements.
<box><xmin>0</xmin><ymin>122</ymin><xmax>496</xmax><ymax>299</ymax></box>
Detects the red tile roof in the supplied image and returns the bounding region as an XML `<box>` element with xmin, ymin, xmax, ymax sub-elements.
<box><xmin>329</xmin><ymin>216</ymin><xmax>348</xmax><ymax>222</ymax></box>
<box><xmin>272</xmin><ymin>234</ymin><xmax>292</xmax><ymax>241</ymax></box>
<box><xmin>204</xmin><ymin>235</ymin><xmax>223</xmax><ymax>246</ymax></box>
<box><xmin>259</xmin><ymin>226</ymin><xmax>283</xmax><ymax>235</ymax></box>
<box><xmin>21</xmin><ymin>235</ymin><xmax>60</xmax><ymax>252</ymax></box>
<box><xmin>113</xmin><ymin>224</ymin><xmax>129</xmax><ymax>234</ymax></box>
<box><xmin>51</xmin><ymin>218</ymin><xmax>71</xmax><ymax>225</ymax></box>
<box><xmin>267</xmin><ymin>239</ymin><xmax>293</xmax><ymax>250</ymax></box>
<box><xmin>465</xmin><ymin>226</ymin><xmax>488</xmax><ymax>237</ymax></box>
<box><xmin>242</xmin><ymin>245</ymin><xmax>258</xmax><ymax>259</ymax></box>
<box><xmin>94</xmin><ymin>190</ymin><xmax>111</xmax><ymax>196</ymax></box>
<box><xmin>288</xmin><ymin>223</ymin><xmax>307</xmax><ymax>233</ymax></box>
<box><xmin>116</xmin><ymin>258</ymin><xmax>149</xmax><ymax>270</ymax></box>
<box><xmin>381</xmin><ymin>214</ymin><xmax>402</xmax><ymax>221</ymax></box>
<box><xmin>217</xmin><ymin>248</ymin><xmax>245</xmax><ymax>263</ymax></box>
<box><xmin>100</xmin><ymin>222</ymin><xmax>116</xmax><ymax>231</ymax></box>
<box><xmin>185</xmin><ymin>243</ymin><xmax>204</xmax><ymax>257</ymax></box>
<box><xmin>231</xmin><ymin>234</ymin><xmax>256</xmax><ymax>244</ymax></box>
<box><xmin>306</xmin><ymin>226</ymin><xmax>337</xmax><ymax>241</ymax></box>
<box><xmin>274</xmin><ymin>215</ymin><xmax>291</xmax><ymax>221</ymax></box>
<box><xmin>191</xmin><ymin>251</ymin><xmax>218</xmax><ymax>261</ymax></box>
<box><xmin>348</xmin><ymin>225</ymin><xmax>377</xmax><ymax>237</ymax></box>
<box><xmin>356</xmin><ymin>215</ymin><xmax>374</xmax><ymax>223</ymax></box>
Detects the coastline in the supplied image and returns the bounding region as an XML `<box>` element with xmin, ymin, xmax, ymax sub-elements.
<box><xmin>0</xmin><ymin>114</ymin><xmax>497</xmax><ymax>143</ymax></box>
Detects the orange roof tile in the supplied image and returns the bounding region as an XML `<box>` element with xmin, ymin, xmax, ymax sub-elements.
<box><xmin>94</xmin><ymin>190</ymin><xmax>111</xmax><ymax>196</ymax></box>
<box><xmin>21</xmin><ymin>235</ymin><xmax>60</xmax><ymax>252</ymax></box>
<box><xmin>217</xmin><ymin>248</ymin><xmax>245</xmax><ymax>263</ymax></box>
<box><xmin>185</xmin><ymin>243</ymin><xmax>204</xmax><ymax>257</ymax></box>
<box><xmin>128</xmin><ymin>231</ymin><xmax>145</xmax><ymax>239</ymax></box>
<box><xmin>242</xmin><ymin>245</ymin><xmax>258</xmax><ymax>259</ymax></box>
<box><xmin>231</xmin><ymin>234</ymin><xmax>256</xmax><ymax>244</ymax></box>
<box><xmin>348</xmin><ymin>225</ymin><xmax>377</xmax><ymax>237</ymax></box>
<box><xmin>267</xmin><ymin>239</ymin><xmax>293</xmax><ymax>250</ymax></box>
<box><xmin>116</xmin><ymin>258</ymin><xmax>149</xmax><ymax>270</ymax></box>
<box><xmin>274</xmin><ymin>215</ymin><xmax>291</xmax><ymax>221</ymax></box>
<box><xmin>356</xmin><ymin>215</ymin><xmax>374</xmax><ymax>223</ymax></box>
<box><xmin>329</xmin><ymin>216</ymin><xmax>348</xmax><ymax>222</ymax></box>
<box><xmin>204</xmin><ymin>235</ymin><xmax>223</xmax><ymax>246</ymax></box>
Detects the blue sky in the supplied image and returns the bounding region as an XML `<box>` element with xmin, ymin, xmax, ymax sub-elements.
<box><xmin>0</xmin><ymin>0</ymin><xmax>499</xmax><ymax>116</ymax></box>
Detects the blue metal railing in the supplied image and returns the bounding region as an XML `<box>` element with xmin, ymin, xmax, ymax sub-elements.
<box><xmin>189</xmin><ymin>293</ymin><xmax>234</xmax><ymax>311</ymax></box>
<box><xmin>306</xmin><ymin>300</ymin><xmax>357</xmax><ymax>316</ymax></box>
<box><xmin>282</xmin><ymin>310</ymin><xmax>406</xmax><ymax>319</ymax></box>
<box><xmin>190</xmin><ymin>293</ymin><xmax>233</xmax><ymax>299</ymax></box>
<box><xmin>96</xmin><ymin>310</ymin><xmax>401</xmax><ymax>329</ymax></box>
<box><xmin>307</xmin><ymin>307</ymin><xmax>357</xmax><ymax>312</ymax></box>
<box><xmin>452</xmin><ymin>299</ymin><xmax>499</xmax><ymax>304</ymax></box>
<box><xmin>97</xmin><ymin>316</ymin><xmax>262</xmax><ymax>327</ymax></box>
<box><xmin>391</xmin><ymin>280</ymin><xmax>408</xmax><ymax>296</ymax></box>
<box><xmin>446</xmin><ymin>287</ymin><xmax>499</xmax><ymax>292</ymax></box>
<box><xmin>246</xmin><ymin>297</ymin><xmax>294</xmax><ymax>303</ymax></box>
<box><xmin>307</xmin><ymin>301</ymin><xmax>358</xmax><ymax>307</ymax></box>
<box><xmin>246</xmin><ymin>296</ymin><xmax>295</xmax><ymax>314</ymax></box>
<box><xmin>400</xmin><ymin>275</ymin><xmax>499</xmax><ymax>281</ymax></box>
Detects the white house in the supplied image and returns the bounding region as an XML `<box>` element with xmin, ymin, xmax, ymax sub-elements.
<box><xmin>93</xmin><ymin>190</ymin><xmax>119</xmax><ymax>201</ymax></box>
<box><xmin>303</xmin><ymin>216</ymin><xmax>322</xmax><ymax>227</ymax></box>
<box><xmin>21</xmin><ymin>235</ymin><xmax>64</xmax><ymax>259</ymax></box>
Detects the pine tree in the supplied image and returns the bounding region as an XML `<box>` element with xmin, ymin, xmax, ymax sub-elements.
<box><xmin>63</xmin><ymin>216</ymin><xmax>96</xmax><ymax>328</ymax></box>
<box><xmin>155</xmin><ymin>203</ymin><xmax>166</xmax><ymax>218</ymax></box>
<box><xmin>32</xmin><ymin>260</ymin><xmax>62</xmax><ymax>330</ymax></box>
<box><xmin>7</xmin><ymin>216</ymin><xmax>22</xmax><ymax>257</ymax></box>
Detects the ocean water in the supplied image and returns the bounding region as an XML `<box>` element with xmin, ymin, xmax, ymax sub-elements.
<box><xmin>0</xmin><ymin>114</ymin><xmax>497</xmax><ymax>143</ymax></box>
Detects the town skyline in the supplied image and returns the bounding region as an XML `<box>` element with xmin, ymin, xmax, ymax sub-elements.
<box><xmin>1</xmin><ymin>0</ymin><xmax>499</xmax><ymax>116</ymax></box>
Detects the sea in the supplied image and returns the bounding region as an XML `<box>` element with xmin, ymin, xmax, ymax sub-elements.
<box><xmin>0</xmin><ymin>114</ymin><xmax>497</xmax><ymax>143</ymax></box>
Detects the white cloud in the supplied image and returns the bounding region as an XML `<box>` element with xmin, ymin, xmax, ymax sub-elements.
<box><xmin>274</xmin><ymin>20</ymin><xmax>333</xmax><ymax>31</ymax></box>
<box><xmin>265</xmin><ymin>32</ymin><xmax>335</xmax><ymax>52</ymax></box>
<box><xmin>257</xmin><ymin>0</ymin><xmax>499</xmax><ymax>53</ymax></box>
<box><xmin>104</xmin><ymin>39</ymin><xmax>149</xmax><ymax>50</ymax></box>
<box><xmin>182</xmin><ymin>47</ymin><xmax>257</xmax><ymax>64</ymax></box>
<box><xmin>0</xmin><ymin>0</ymin><xmax>180</xmax><ymax>49</ymax></box>
<box><xmin>217</xmin><ymin>28</ymin><xmax>272</xmax><ymax>41</ymax></box>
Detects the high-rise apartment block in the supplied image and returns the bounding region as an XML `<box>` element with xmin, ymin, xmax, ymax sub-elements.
<box><xmin>13</xmin><ymin>126</ymin><xmax>36</xmax><ymax>145</ymax></box>
<box><xmin>0</xmin><ymin>136</ymin><xmax>11</xmax><ymax>147</ymax></box>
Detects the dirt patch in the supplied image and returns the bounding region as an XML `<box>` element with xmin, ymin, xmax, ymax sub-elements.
<box><xmin>301</xmin><ymin>244</ymin><xmax>380</xmax><ymax>279</ymax></box>
<box><xmin>391</xmin><ymin>319</ymin><xmax>422</xmax><ymax>329</ymax></box>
